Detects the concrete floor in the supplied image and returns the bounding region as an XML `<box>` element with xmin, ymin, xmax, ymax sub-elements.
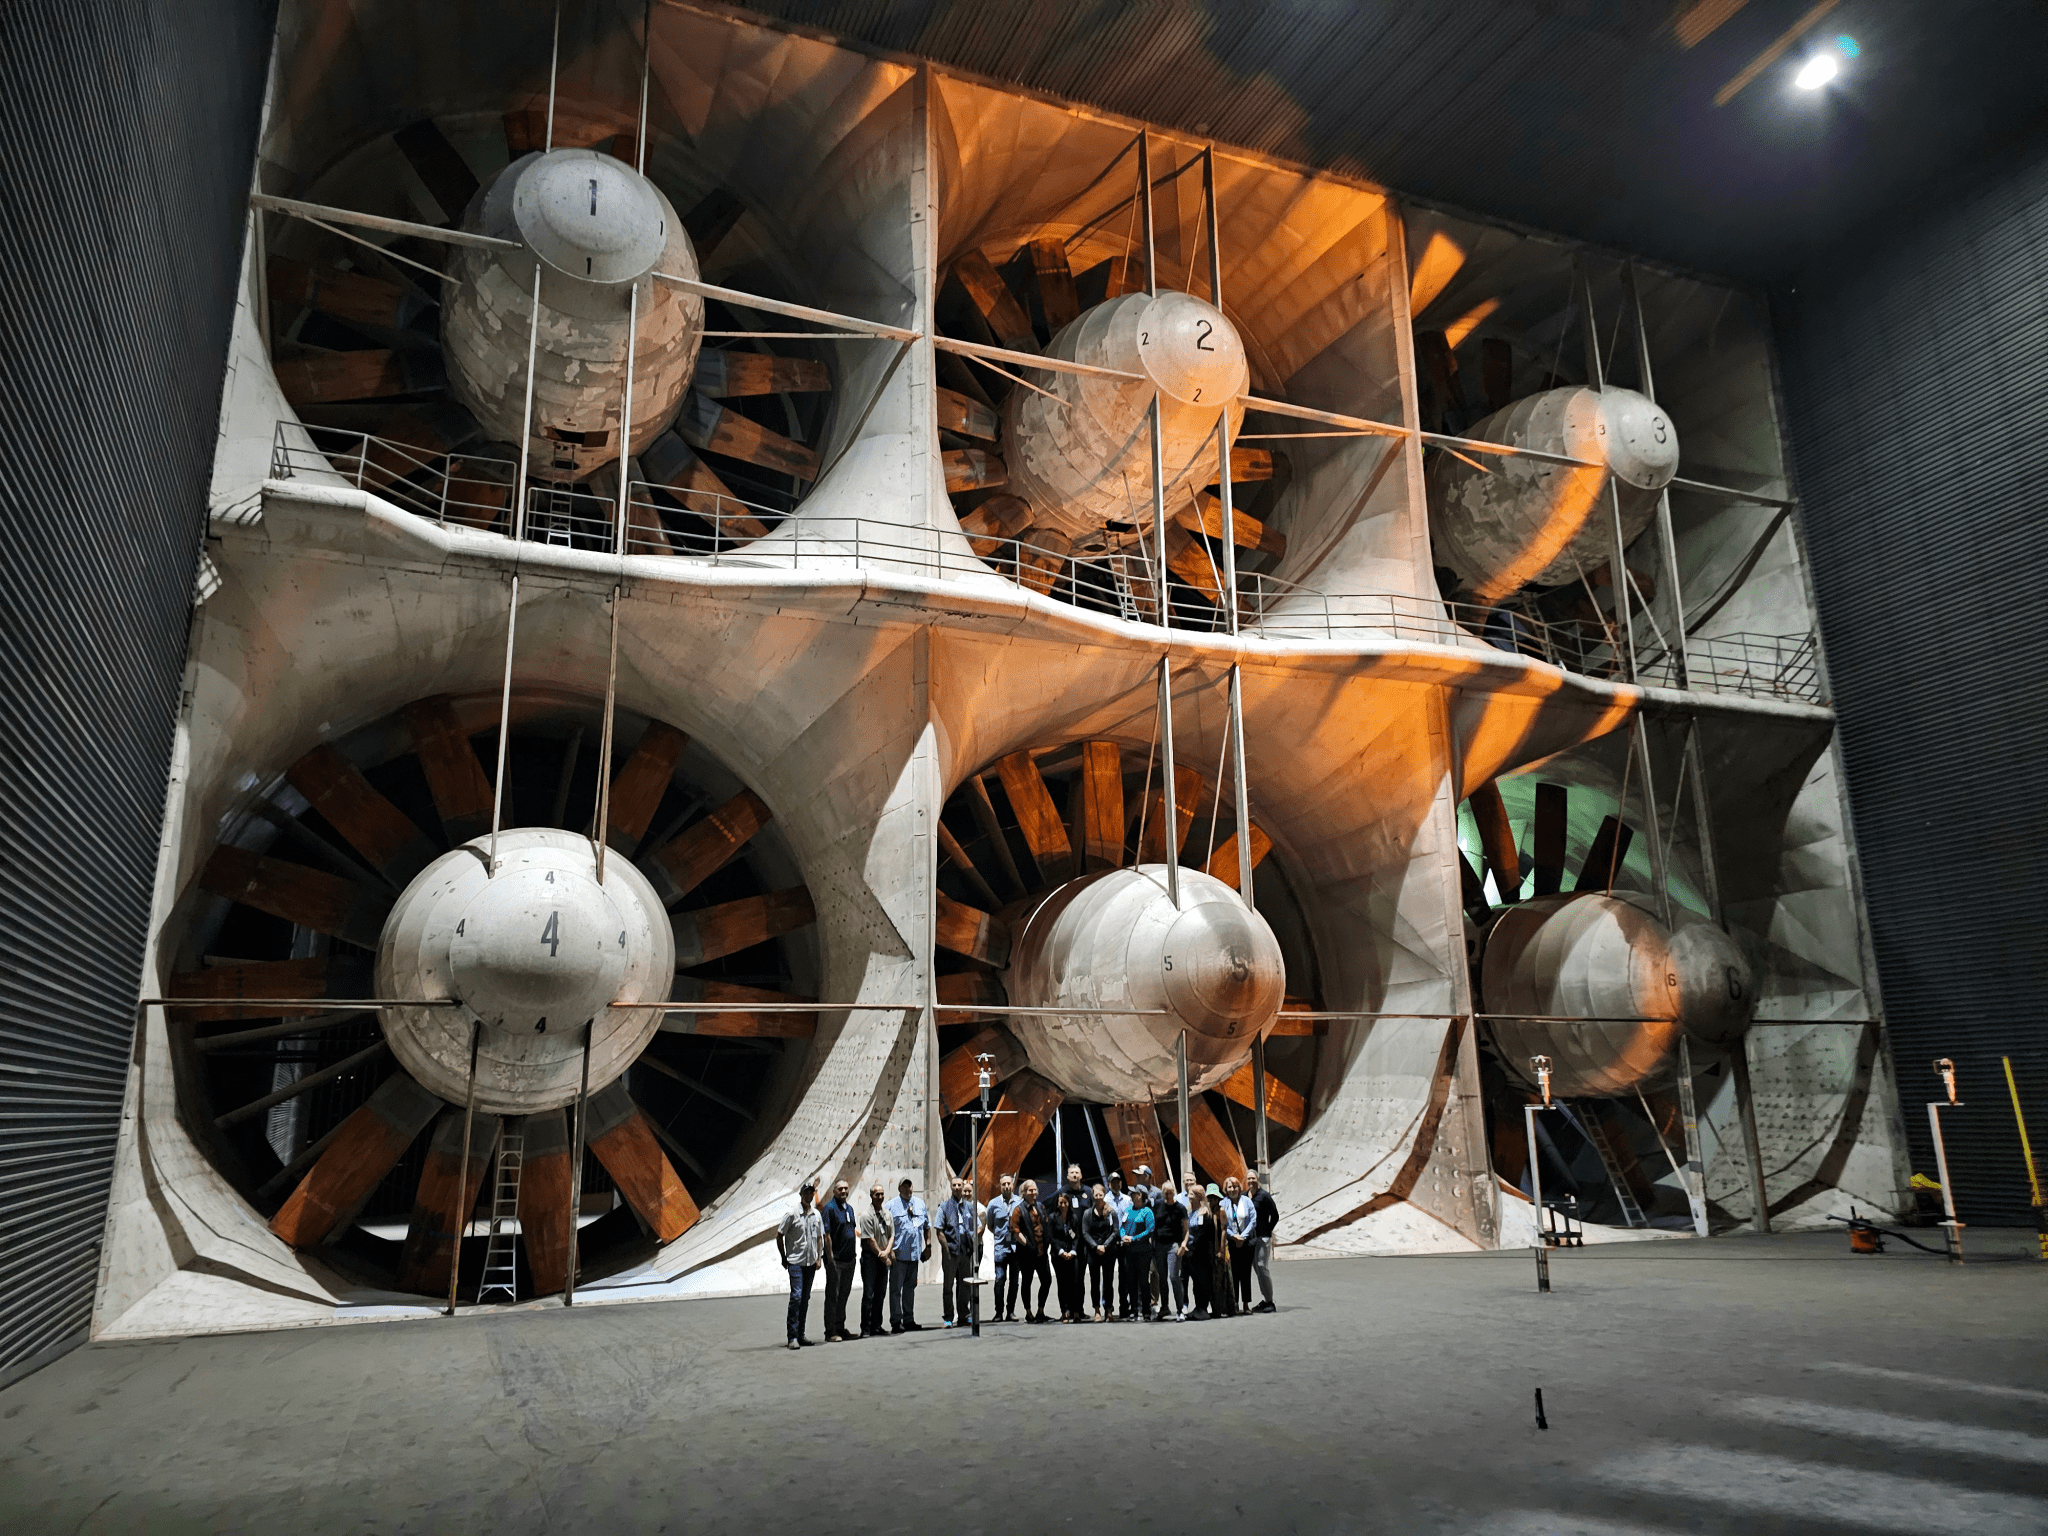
<box><xmin>4</xmin><ymin>1231</ymin><xmax>2044</xmax><ymax>1535</ymax></box>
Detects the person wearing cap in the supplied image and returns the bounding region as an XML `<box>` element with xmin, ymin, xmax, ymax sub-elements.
<box><xmin>1131</xmin><ymin>1163</ymin><xmax>1164</xmax><ymax>1313</ymax></box>
<box><xmin>1246</xmin><ymin>1170</ymin><xmax>1280</xmax><ymax>1314</ymax></box>
<box><xmin>883</xmin><ymin>1176</ymin><xmax>929</xmax><ymax>1333</ymax></box>
<box><xmin>776</xmin><ymin>1179</ymin><xmax>824</xmax><ymax>1350</ymax></box>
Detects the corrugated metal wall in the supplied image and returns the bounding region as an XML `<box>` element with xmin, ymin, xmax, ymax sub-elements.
<box><xmin>1774</xmin><ymin>127</ymin><xmax>2048</xmax><ymax>1228</ymax></box>
<box><xmin>0</xmin><ymin>0</ymin><xmax>274</xmax><ymax>1386</ymax></box>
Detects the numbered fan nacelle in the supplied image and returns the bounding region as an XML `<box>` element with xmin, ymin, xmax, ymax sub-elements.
<box><xmin>1003</xmin><ymin>866</ymin><xmax>1284</xmax><ymax>1103</ymax></box>
<box><xmin>1428</xmin><ymin>386</ymin><xmax>1679</xmax><ymax>603</ymax></box>
<box><xmin>442</xmin><ymin>148</ymin><xmax>704</xmax><ymax>483</ymax></box>
<box><xmin>1002</xmin><ymin>290</ymin><xmax>1249</xmax><ymax>544</ymax></box>
<box><xmin>374</xmin><ymin>828</ymin><xmax>675</xmax><ymax>1113</ymax></box>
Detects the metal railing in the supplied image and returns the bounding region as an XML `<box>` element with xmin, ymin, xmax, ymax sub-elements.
<box><xmin>268</xmin><ymin>420</ymin><xmax>1824</xmax><ymax>704</ymax></box>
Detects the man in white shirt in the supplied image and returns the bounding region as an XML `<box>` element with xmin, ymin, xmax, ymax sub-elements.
<box><xmin>883</xmin><ymin>1177</ymin><xmax>929</xmax><ymax>1333</ymax></box>
<box><xmin>775</xmin><ymin>1179</ymin><xmax>824</xmax><ymax>1351</ymax></box>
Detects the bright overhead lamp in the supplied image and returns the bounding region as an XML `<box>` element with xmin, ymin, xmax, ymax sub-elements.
<box><xmin>1794</xmin><ymin>51</ymin><xmax>1840</xmax><ymax>90</ymax></box>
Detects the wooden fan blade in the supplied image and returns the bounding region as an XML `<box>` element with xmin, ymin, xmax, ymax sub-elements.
<box><xmin>1204</xmin><ymin>825</ymin><xmax>1272</xmax><ymax>883</ymax></box>
<box><xmin>1468</xmin><ymin>781</ymin><xmax>1522</xmax><ymax>904</ymax></box>
<box><xmin>680</xmin><ymin>187</ymin><xmax>747</xmax><ymax>262</ymax></box>
<box><xmin>1184</xmin><ymin>492</ymin><xmax>1286</xmax><ymax>559</ymax></box>
<box><xmin>286</xmin><ymin>743</ymin><xmax>439</xmax><ymax>886</ymax></box>
<box><xmin>1015</xmin><ymin>527</ymin><xmax>1072</xmax><ymax>595</ymax></box>
<box><xmin>1219</xmin><ymin>1059</ymin><xmax>1306</xmax><ymax>1132</ymax></box>
<box><xmin>965</xmin><ymin>775</ymin><xmax>1028</xmax><ymax>897</ymax></box>
<box><xmin>680</xmin><ymin>394</ymin><xmax>820</xmax><ymax>480</ymax></box>
<box><xmin>270</xmin><ymin>1073</ymin><xmax>442</xmax><ymax>1246</ymax></box>
<box><xmin>1415</xmin><ymin>329</ymin><xmax>1458</xmax><ymax>433</ymax></box>
<box><xmin>402</xmin><ymin>696</ymin><xmax>495</xmax><ymax>845</ymax></box>
<box><xmin>1136</xmin><ymin>766</ymin><xmax>1203</xmax><ymax>865</ymax></box>
<box><xmin>1102</xmin><ymin>1102</ymin><xmax>1168</xmax><ymax>1180</ymax></box>
<box><xmin>1223</xmin><ymin>447</ymin><xmax>1272</xmax><ymax>484</ymax></box>
<box><xmin>939</xmin><ymin>1024</ymin><xmax>1028</xmax><ymax>1112</ymax></box>
<box><xmin>937</xmin><ymin>821</ymin><xmax>1002</xmax><ymax>910</ymax></box>
<box><xmin>297</xmin><ymin>402</ymin><xmax>478</xmax><ymax>490</ymax></box>
<box><xmin>503</xmin><ymin>104</ymin><xmax>636</xmax><ymax>157</ymax></box>
<box><xmin>936</xmin><ymin>969</ymin><xmax>1005</xmax><ymax>1023</ymax></box>
<box><xmin>1458</xmin><ymin>848</ymin><xmax>1489</xmax><ymax>912</ymax></box>
<box><xmin>951</xmin><ymin>248</ymin><xmax>1038</xmax><ymax>353</ymax></box>
<box><xmin>1531</xmin><ymin>782</ymin><xmax>1568</xmax><ymax>897</ymax></box>
<box><xmin>663</xmin><ymin>977</ymin><xmax>815</xmax><ymax>1037</ymax></box>
<box><xmin>517</xmin><ymin>1108</ymin><xmax>573</xmax><ymax>1294</ymax></box>
<box><xmin>973</xmin><ymin>1070</ymin><xmax>1061</xmax><ymax>1202</ymax></box>
<box><xmin>268</xmin><ymin>258</ymin><xmax>432</xmax><ymax>333</ymax></box>
<box><xmin>1075</xmin><ymin>254</ymin><xmax>1143</xmax><ymax>307</ymax></box>
<box><xmin>585</xmin><ymin>1083</ymin><xmax>699</xmax><ymax>1243</ymax></box>
<box><xmin>1026</xmin><ymin>237</ymin><xmax>1082</xmax><ymax>333</ymax></box>
<box><xmin>1185</xmin><ymin>1095</ymin><xmax>1248</xmax><ymax>1187</ymax></box>
<box><xmin>1481</xmin><ymin>337</ymin><xmax>1514</xmax><ymax>416</ymax></box>
<box><xmin>1163</xmin><ymin>524</ymin><xmax>1223</xmax><ymax>605</ymax></box>
<box><xmin>942</xmin><ymin>447</ymin><xmax>1007</xmax><ymax>495</ymax></box>
<box><xmin>671</xmin><ymin>886</ymin><xmax>815</xmax><ymax>968</ymax></box>
<box><xmin>643</xmin><ymin>789</ymin><xmax>770</xmax><ymax>905</ymax></box>
<box><xmin>994</xmin><ymin>753</ymin><xmax>1073</xmax><ymax>886</ymax></box>
<box><xmin>274</xmin><ymin>344</ymin><xmax>442</xmax><ymax>405</ymax></box>
<box><xmin>1574</xmin><ymin>815</ymin><xmax>1634</xmax><ymax>893</ymax></box>
<box><xmin>957</xmin><ymin>494</ymin><xmax>1032</xmax><ymax>557</ymax></box>
<box><xmin>641</xmin><ymin>431</ymin><xmax>768</xmax><ymax>537</ymax></box>
<box><xmin>693</xmin><ymin>351</ymin><xmax>831</xmax><ymax>398</ymax></box>
<box><xmin>199</xmin><ymin>847</ymin><xmax>391</xmax><ymax>949</ymax></box>
<box><xmin>1268</xmin><ymin>1000</ymin><xmax>1317</xmax><ymax>1036</ymax></box>
<box><xmin>169</xmin><ymin>954</ymin><xmax>368</xmax><ymax>1021</ymax></box>
<box><xmin>935</xmin><ymin>893</ymin><xmax>1011</xmax><ymax>967</ymax></box>
<box><xmin>391</xmin><ymin>118</ymin><xmax>480</xmax><ymax>224</ymax></box>
<box><xmin>1079</xmin><ymin>741</ymin><xmax>1124</xmax><ymax>872</ymax></box>
<box><xmin>603</xmin><ymin>722</ymin><xmax>687</xmax><ymax>854</ymax></box>
<box><xmin>937</xmin><ymin>387</ymin><xmax>999</xmax><ymax>442</ymax></box>
<box><xmin>396</xmin><ymin>1109</ymin><xmax>500</xmax><ymax>1294</ymax></box>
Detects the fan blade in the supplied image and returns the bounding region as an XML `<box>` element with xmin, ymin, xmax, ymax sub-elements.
<box><xmin>1102</xmin><ymin>1102</ymin><xmax>1168</xmax><ymax>1181</ymax></box>
<box><xmin>642</xmin><ymin>789</ymin><xmax>770</xmax><ymax>905</ymax></box>
<box><xmin>1269</xmin><ymin>1000</ymin><xmax>1317</xmax><ymax>1036</ymax></box>
<box><xmin>1468</xmin><ymin>781</ymin><xmax>1522</xmax><ymax>904</ymax></box>
<box><xmin>1075</xmin><ymin>254</ymin><xmax>1143</xmax><ymax>307</ymax></box>
<box><xmin>396</xmin><ymin>1109</ymin><xmax>500</xmax><ymax>1294</ymax></box>
<box><xmin>1574</xmin><ymin>814</ymin><xmax>1634</xmax><ymax>893</ymax></box>
<box><xmin>1078</xmin><ymin>741</ymin><xmax>1124</xmax><ymax>873</ymax></box>
<box><xmin>199</xmin><ymin>847</ymin><xmax>390</xmax><ymax>949</ymax></box>
<box><xmin>942</xmin><ymin>447</ymin><xmax>1008</xmax><ymax>495</ymax></box>
<box><xmin>994</xmin><ymin>753</ymin><xmax>1074</xmax><ymax>886</ymax></box>
<box><xmin>1015</xmin><ymin>527</ymin><xmax>1072</xmax><ymax>596</ymax></box>
<box><xmin>1531</xmin><ymin>783</ymin><xmax>1568</xmax><ymax>897</ymax></box>
<box><xmin>1163</xmin><ymin>524</ymin><xmax>1223</xmax><ymax>605</ymax></box>
<box><xmin>1458</xmin><ymin>848</ymin><xmax>1489</xmax><ymax>911</ymax></box>
<box><xmin>1481</xmin><ymin>337</ymin><xmax>1514</xmax><ymax>415</ymax></box>
<box><xmin>1223</xmin><ymin>446</ymin><xmax>1273</xmax><ymax>484</ymax></box>
<box><xmin>1415</xmin><ymin>329</ymin><xmax>1458</xmax><ymax>433</ymax></box>
<box><xmin>680</xmin><ymin>394</ymin><xmax>820</xmax><ymax>480</ymax></box>
<box><xmin>1136</xmin><ymin>766</ymin><xmax>1203</xmax><ymax>865</ymax></box>
<box><xmin>286</xmin><ymin>743</ymin><xmax>439</xmax><ymax>886</ymax></box>
<box><xmin>391</xmin><ymin>118</ymin><xmax>480</xmax><ymax>225</ymax></box>
<box><xmin>935</xmin><ymin>893</ymin><xmax>1012</xmax><ymax>967</ymax></box>
<box><xmin>973</xmin><ymin>1070</ymin><xmax>1062</xmax><ymax>1201</ymax></box>
<box><xmin>693</xmin><ymin>351</ymin><xmax>831</xmax><ymax>398</ymax></box>
<box><xmin>935</xmin><ymin>969</ymin><xmax>1005</xmax><ymax>1023</ymax></box>
<box><xmin>965</xmin><ymin>774</ymin><xmax>1028</xmax><ymax>897</ymax></box>
<box><xmin>957</xmin><ymin>494</ymin><xmax>1033</xmax><ymax>556</ymax></box>
<box><xmin>270</xmin><ymin>1073</ymin><xmax>441</xmax><ymax>1246</ymax></box>
<box><xmin>951</xmin><ymin>248</ymin><xmax>1038</xmax><ymax>353</ymax></box>
<box><xmin>671</xmin><ymin>887</ymin><xmax>816</xmax><ymax>968</ymax></box>
<box><xmin>940</xmin><ymin>1024</ymin><xmax>1028</xmax><ymax>1112</ymax></box>
<box><xmin>602</xmin><ymin>722</ymin><xmax>687</xmax><ymax>854</ymax></box>
<box><xmin>402</xmin><ymin>696</ymin><xmax>495</xmax><ymax>845</ymax></box>
<box><xmin>1183</xmin><ymin>493</ymin><xmax>1287</xmax><ymax>560</ymax></box>
<box><xmin>297</xmin><ymin>402</ymin><xmax>478</xmax><ymax>490</ymax></box>
<box><xmin>938</xmin><ymin>820</ymin><xmax>1002</xmax><ymax>909</ymax></box>
<box><xmin>1184</xmin><ymin>1095</ymin><xmax>1248</xmax><ymax>1187</ymax></box>
<box><xmin>937</xmin><ymin>387</ymin><xmax>999</xmax><ymax>442</ymax></box>
<box><xmin>585</xmin><ymin>1083</ymin><xmax>700</xmax><ymax>1242</ymax></box>
<box><xmin>169</xmin><ymin>954</ymin><xmax>367</xmax><ymax>1021</ymax></box>
<box><xmin>1220</xmin><ymin>1059</ymin><xmax>1306</xmax><ymax>1132</ymax></box>
<box><xmin>680</xmin><ymin>188</ymin><xmax>748</xmax><ymax>263</ymax></box>
<box><xmin>442</xmin><ymin>455</ymin><xmax>512</xmax><ymax>533</ymax></box>
<box><xmin>1203</xmin><ymin>825</ymin><xmax>1272</xmax><ymax>883</ymax></box>
<box><xmin>640</xmin><ymin>431</ymin><xmax>769</xmax><ymax>537</ymax></box>
<box><xmin>1026</xmin><ymin>237</ymin><xmax>1082</xmax><ymax>332</ymax></box>
<box><xmin>516</xmin><ymin>1108</ymin><xmax>573</xmax><ymax>1294</ymax></box>
<box><xmin>503</xmin><ymin>104</ymin><xmax>635</xmax><ymax>157</ymax></box>
<box><xmin>585</xmin><ymin>458</ymin><xmax>677</xmax><ymax>557</ymax></box>
<box><xmin>663</xmin><ymin>977</ymin><xmax>815</xmax><ymax>1037</ymax></box>
<box><xmin>269</xmin><ymin>258</ymin><xmax>432</xmax><ymax>333</ymax></box>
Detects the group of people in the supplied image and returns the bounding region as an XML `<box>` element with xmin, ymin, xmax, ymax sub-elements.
<box><xmin>776</xmin><ymin>1163</ymin><xmax>1280</xmax><ymax>1348</ymax></box>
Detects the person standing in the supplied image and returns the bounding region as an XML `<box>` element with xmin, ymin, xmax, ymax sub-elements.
<box><xmin>1006</xmin><ymin>1178</ymin><xmax>1052</xmax><ymax>1322</ymax></box>
<box><xmin>1119</xmin><ymin>1188</ymin><xmax>1156</xmax><ymax>1321</ymax></box>
<box><xmin>1186</xmin><ymin>1184</ymin><xmax>1217</xmax><ymax>1320</ymax></box>
<box><xmin>1223</xmin><ymin>1176</ymin><xmax>1258</xmax><ymax>1315</ymax></box>
<box><xmin>1207</xmin><ymin>1185</ymin><xmax>1238</xmax><ymax>1318</ymax></box>
<box><xmin>1153</xmin><ymin>1178</ymin><xmax>1189</xmax><ymax>1320</ymax></box>
<box><xmin>985</xmin><ymin>1174</ymin><xmax>1022</xmax><ymax>1322</ymax></box>
<box><xmin>819</xmin><ymin>1178</ymin><xmax>859</xmax><ymax>1342</ymax></box>
<box><xmin>1246</xmin><ymin>1170</ymin><xmax>1280</xmax><ymax>1314</ymax></box>
<box><xmin>935</xmin><ymin>1177</ymin><xmax>982</xmax><ymax>1328</ymax></box>
<box><xmin>1047</xmin><ymin>1190</ymin><xmax>1083</xmax><ymax>1322</ymax></box>
<box><xmin>883</xmin><ymin>1177</ymin><xmax>929</xmax><ymax>1333</ymax></box>
<box><xmin>1104</xmin><ymin>1172</ymin><xmax>1132</xmax><ymax>1315</ymax></box>
<box><xmin>857</xmin><ymin>1183</ymin><xmax>892</xmax><ymax>1338</ymax></box>
<box><xmin>1081</xmin><ymin>1184</ymin><xmax>1118</xmax><ymax>1321</ymax></box>
<box><xmin>775</xmin><ymin>1179</ymin><xmax>823</xmax><ymax>1351</ymax></box>
<box><xmin>1056</xmin><ymin>1162</ymin><xmax>1091</xmax><ymax>1211</ymax></box>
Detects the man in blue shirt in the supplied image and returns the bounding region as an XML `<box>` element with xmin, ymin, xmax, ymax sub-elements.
<box><xmin>818</xmin><ymin>1178</ymin><xmax>859</xmax><ymax>1342</ymax></box>
<box><xmin>985</xmin><ymin>1174</ymin><xmax>1022</xmax><ymax>1322</ymax></box>
<box><xmin>934</xmin><ymin>1177</ymin><xmax>982</xmax><ymax>1328</ymax></box>
<box><xmin>883</xmin><ymin>1177</ymin><xmax>929</xmax><ymax>1333</ymax></box>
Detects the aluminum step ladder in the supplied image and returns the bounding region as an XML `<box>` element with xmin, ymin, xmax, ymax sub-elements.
<box><xmin>476</xmin><ymin>1129</ymin><xmax>524</xmax><ymax>1303</ymax></box>
<box><xmin>1571</xmin><ymin>1105</ymin><xmax>1646</xmax><ymax>1228</ymax></box>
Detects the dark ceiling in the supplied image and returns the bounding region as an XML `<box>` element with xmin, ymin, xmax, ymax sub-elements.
<box><xmin>719</xmin><ymin>0</ymin><xmax>2048</xmax><ymax>284</ymax></box>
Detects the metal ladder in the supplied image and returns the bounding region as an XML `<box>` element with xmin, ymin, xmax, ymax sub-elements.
<box><xmin>476</xmin><ymin>1130</ymin><xmax>524</xmax><ymax>1303</ymax></box>
<box><xmin>1572</xmin><ymin>1105</ymin><xmax>1646</xmax><ymax>1228</ymax></box>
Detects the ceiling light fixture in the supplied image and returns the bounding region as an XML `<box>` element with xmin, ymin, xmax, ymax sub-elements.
<box><xmin>1794</xmin><ymin>51</ymin><xmax>1839</xmax><ymax>89</ymax></box>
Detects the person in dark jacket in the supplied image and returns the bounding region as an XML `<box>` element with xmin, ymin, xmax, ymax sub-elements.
<box><xmin>1006</xmin><ymin>1178</ymin><xmax>1053</xmax><ymax>1322</ymax></box>
<box><xmin>1246</xmin><ymin>1170</ymin><xmax>1280</xmax><ymax>1313</ymax></box>
<box><xmin>1081</xmin><ymin>1185</ymin><xmax>1119</xmax><ymax>1321</ymax></box>
<box><xmin>1206</xmin><ymin>1185</ymin><xmax>1238</xmax><ymax>1317</ymax></box>
<box><xmin>1186</xmin><ymin>1184</ymin><xmax>1218</xmax><ymax>1319</ymax></box>
<box><xmin>818</xmin><ymin>1179</ymin><xmax>860</xmax><ymax>1341</ymax></box>
<box><xmin>1119</xmin><ymin>1188</ymin><xmax>1156</xmax><ymax>1321</ymax></box>
<box><xmin>1047</xmin><ymin>1191</ymin><xmax>1084</xmax><ymax>1321</ymax></box>
<box><xmin>1152</xmin><ymin>1179</ymin><xmax>1189</xmax><ymax>1320</ymax></box>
